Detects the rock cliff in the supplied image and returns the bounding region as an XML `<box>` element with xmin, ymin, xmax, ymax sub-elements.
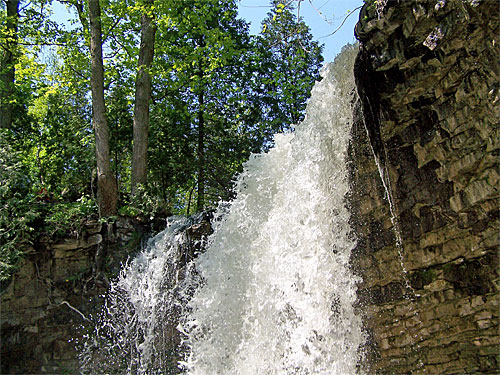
<box><xmin>1</xmin><ymin>217</ymin><xmax>146</xmax><ymax>373</ymax></box>
<box><xmin>350</xmin><ymin>0</ymin><xmax>499</xmax><ymax>373</ymax></box>
<box><xmin>2</xmin><ymin>1</ymin><xmax>498</xmax><ymax>373</ymax></box>
<box><xmin>1</xmin><ymin>215</ymin><xmax>212</xmax><ymax>374</ymax></box>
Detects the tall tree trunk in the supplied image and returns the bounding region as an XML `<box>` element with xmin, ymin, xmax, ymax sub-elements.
<box><xmin>196</xmin><ymin>87</ymin><xmax>205</xmax><ymax>212</ymax></box>
<box><xmin>88</xmin><ymin>0</ymin><xmax>117</xmax><ymax>217</ymax></box>
<box><xmin>195</xmin><ymin>34</ymin><xmax>206</xmax><ymax>212</ymax></box>
<box><xmin>131</xmin><ymin>1</ymin><xmax>156</xmax><ymax>196</ymax></box>
<box><xmin>0</xmin><ymin>0</ymin><xmax>19</xmax><ymax>129</ymax></box>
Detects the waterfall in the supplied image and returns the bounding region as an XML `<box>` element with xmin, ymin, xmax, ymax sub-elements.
<box><xmin>80</xmin><ymin>44</ymin><xmax>364</xmax><ymax>375</ymax></box>
<box><xmin>179</xmin><ymin>45</ymin><xmax>363</xmax><ymax>375</ymax></box>
<box><xmin>79</xmin><ymin>215</ymin><xmax>207</xmax><ymax>374</ymax></box>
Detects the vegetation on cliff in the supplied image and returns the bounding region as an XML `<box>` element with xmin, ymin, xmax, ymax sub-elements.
<box><xmin>0</xmin><ymin>0</ymin><xmax>323</xmax><ymax>281</ymax></box>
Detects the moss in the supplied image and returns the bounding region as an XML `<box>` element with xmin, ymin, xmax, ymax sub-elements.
<box><xmin>410</xmin><ymin>268</ymin><xmax>436</xmax><ymax>289</ymax></box>
<box><xmin>127</xmin><ymin>230</ymin><xmax>143</xmax><ymax>252</ymax></box>
<box><xmin>420</xmin><ymin>269</ymin><xmax>436</xmax><ymax>284</ymax></box>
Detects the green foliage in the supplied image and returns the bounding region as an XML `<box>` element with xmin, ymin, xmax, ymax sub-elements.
<box><xmin>107</xmin><ymin>84</ymin><xmax>134</xmax><ymax>193</ymax></box>
<box><xmin>0</xmin><ymin>134</ymin><xmax>39</xmax><ymax>281</ymax></box>
<box><xmin>0</xmin><ymin>0</ymin><xmax>327</xmax><ymax>251</ymax></box>
<box><xmin>0</xmin><ymin>129</ymin><xmax>98</xmax><ymax>282</ymax></box>
<box><xmin>23</xmin><ymin>89</ymin><xmax>94</xmax><ymax>199</ymax></box>
<box><xmin>118</xmin><ymin>184</ymin><xmax>162</xmax><ymax>220</ymax></box>
<box><xmin>144</xmin><ymin>0</ymin><xmax>323</xmax><ymax>212</ymax></box>
<box><xmin>149</xmin><ymin>0</ymin><xmax>259</xmax><ymax>210</ymax></box>
<box><xmin>256</xmin><ymin>0</ymin><xmax>323</xmax><ymax>144</ymax></box>
<box><xmin>44</xmin><ymin>196</ymin><xmax>98</xmax><ymax>237</ymax></box>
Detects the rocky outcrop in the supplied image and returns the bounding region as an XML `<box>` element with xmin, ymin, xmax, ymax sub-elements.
<box><xmin>0</xmin><ymin>217</ymin><xmax>147</xmax><ymax>374</ymax></box>
<box><xmin>350</xmin><ymin>0</ymin><xmax>499</xmax><ymax>373</ymax></box>
<box><xmin>1</xmin><ymin>213</ymin><xmax>213</xmax><ymax>374</ymax></box>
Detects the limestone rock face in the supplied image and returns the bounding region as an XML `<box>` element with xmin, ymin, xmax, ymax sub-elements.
<box><xmin>1</xmin><ymin>214</ymin><xmax>214</xmax><ymax>374</ymax></box>
<box><xmin>350</xmin><ymin>0</ymin><xmax>499</xmax><ymax>373</ymax></box>
<box><xmin>1</xmin><ymin>217</ymin><xmax>155</xmax><ymax>374</ymax></box>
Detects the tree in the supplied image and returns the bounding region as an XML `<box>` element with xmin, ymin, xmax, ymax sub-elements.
<box><xmin>0</xmin><ymin>0</ymin><xmax>326</xmax><ymax>220</ymax></box>
<box><xmin>256</xmin><ymin>0</ymin><xmax>323</xmax><ymax>140</ymax></box>
<box><xmin>0</xmin><ymin>0</ymin><xmax>20</xmax><ymax>129</ymax></box>
<box><xmin>150</xmin><ymin>0</ymin><xmax>255</xmax><ymax>212</ymax></box>
<box><xmin>131</xmin><ymin>0</ymin><xmax>156</xmax><ymax>196</ymax></box>
<box><xmin>143</xmin><ymin>0</ymin><xmax>324</xmax><ymax>214</ymax></box>
<box><xmin>88</xmin><ymin>0</ymin><xmax>118</xmax><ymax>216</ymax></box>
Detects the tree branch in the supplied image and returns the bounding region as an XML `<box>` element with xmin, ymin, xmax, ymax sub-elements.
<box><xmin>59</xmin><ymin>300</ymin><xmax>91</xmax><ymax>322</ymax></box>
<box><xmin>102</xmin><ymin>16</ymin><xmax>123</xmax><ymax>44</ymax></box>
<box><xmin>19</xmin><ymin>41</ymin><xmax>68</xmax><ymax>47</ymax></box>
<box><xmin>320</xmin><ymin>6</ymin><xmax>362</xmax><ymax>39</ymax></box>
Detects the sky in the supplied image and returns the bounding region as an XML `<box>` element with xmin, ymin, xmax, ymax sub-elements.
<box><xmin>237</xmin><ymin>0</ymin><xmax>363</xmax><ymax>62</ymax></box>
<box><xmin>53</xmin><ymin>0</ymin><xmax>363</xmax><ymax>64</ymax></box>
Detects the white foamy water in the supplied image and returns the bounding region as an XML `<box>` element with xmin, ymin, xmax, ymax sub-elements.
<box><xmin>80</xmin><ymin>45</ymin><xmax>364</xmax><ymax>375</ymax></box>
<box><xmin>179</xmin><ymin>46</ymin><xmax>364</xmax><ymax>375</ymax></box>
<box><xmin>80</xmin><ymin>216</ymin><xmax>201</xmax><ymax>374</ymax></box>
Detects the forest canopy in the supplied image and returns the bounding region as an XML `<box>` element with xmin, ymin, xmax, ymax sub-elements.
<box><xmin>0</xmin><ymin>0</ymin><xmax>324</xmax><ymax>280</ymax></box>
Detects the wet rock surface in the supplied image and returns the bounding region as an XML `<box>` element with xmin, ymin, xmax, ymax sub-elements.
<box><xmin>350</xmin><ymin>0</ymin><xmax>499</xmax><ymax>373</ymax></box>
<box><xmin>0</xmin><ymin>214</ymin><xmax>212</xmax><ymax>374</ymax></box>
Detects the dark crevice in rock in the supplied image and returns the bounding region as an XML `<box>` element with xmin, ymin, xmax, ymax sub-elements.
<box><xmin>350</xmin><ymin>0</ymin><xmax>499</xmax><ymax>373</ymax></box>
<box><xmin>354</xmin><ymin>47</ymin><xmax>385</xmax><ymax>167</ymax></box>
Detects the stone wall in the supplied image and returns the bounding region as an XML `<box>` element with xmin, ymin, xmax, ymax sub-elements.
<box><xmin>350</xmin><ymin>0</ymin><xmax>499</xmax><ymax>373</ymax></box>
<box><xmin>1</xmin><ymin>217</ymin><xmax>147</xmax><ymax>374</ymax></box>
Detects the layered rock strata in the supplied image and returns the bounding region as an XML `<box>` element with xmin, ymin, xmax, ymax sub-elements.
<box><xmin>1</xmin><ymin>217</ymin><xmax>145</xmax><ymax>373</ymax></box>
<box><xmin>1</xmin><ymin>214</ymin><xmax>212</xmax><ymax>374</ymax></box>
<box><xmin>350</xmin><ymin>0</ymin><xmax>499</xmax><ymax>373</ymax></box>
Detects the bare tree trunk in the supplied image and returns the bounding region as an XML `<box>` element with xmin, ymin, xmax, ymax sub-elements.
<box><xmin>0</xmin><ymin>0</ymin><xmax>19</xmax><ymax>129</ymax></box>
<box><xmin>195</xmin><ymin>34</ymin><xmax>206</xmax><ymax>213</ymax></box>
<box><xmin>131</xmin><ymin>0</ymin><xmax>156</xmax><ymax>196</ymax></box>
<box><xmin>88</xmin><ymin>0</ymin><xmax>117</xmax><ymax>216</ymax></box>
<box><xmin>196</xmin><ymin>87</ymin><xmax>205</xmax><ymax>212</ymax></box>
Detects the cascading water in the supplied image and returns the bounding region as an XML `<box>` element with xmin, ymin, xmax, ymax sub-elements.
<box><xmin>79</xmin><ymin>215</ymin><xmax>208</xmax><ymax>374</ymax></box>
<box><xmin>179</xmin><ymin>46</ymin><xmax>363</xmax><ymax>375</ymax></box>
<box><xmin>80</xmin><ymin>45</ymin><xmax>364</xmax><ymax>375</ymax></box>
